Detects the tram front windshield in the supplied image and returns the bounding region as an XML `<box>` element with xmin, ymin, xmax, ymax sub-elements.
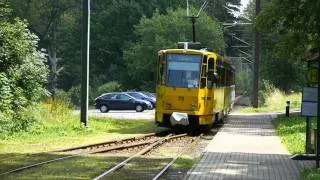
<box><xmin>167</xmin><ymin>54</ymin><xmax>201</xmax><ymax>88</ymax></box>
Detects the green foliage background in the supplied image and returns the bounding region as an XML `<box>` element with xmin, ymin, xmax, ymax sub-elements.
<box><xmin>0</xmin><ymin>3</ymin><xmax>48</xmax><ymax>133</ymax></box>
<box><xmin>124</xmin><ymin>8</ymin><xmax>225</xmax><ymax>90</ymax></box>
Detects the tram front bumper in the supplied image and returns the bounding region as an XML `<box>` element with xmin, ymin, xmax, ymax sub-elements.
<box><xmin>170</xmin><ymin>112</ymin><xmax>189</xmax><ymax>126</ymax></box>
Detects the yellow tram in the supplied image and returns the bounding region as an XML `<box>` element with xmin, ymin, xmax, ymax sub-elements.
<box><xmin>155</xmin><ymin>42</ymin><xmax>235</xmax><ymax>128</ymax></box>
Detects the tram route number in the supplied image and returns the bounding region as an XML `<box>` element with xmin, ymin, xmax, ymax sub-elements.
<box><xmin>307</xmin><ymin>68</ymin><xmax>318</xmax><ymax>84</ymax></box>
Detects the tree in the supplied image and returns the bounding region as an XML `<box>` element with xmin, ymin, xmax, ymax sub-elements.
<box><xmin>88</xmin><ymin>0</ymin><xmax>185</xmax><ymax>89</ymax></box>
<box><xmin>257</xmin><ymin>0</ymin><xmax>320</xmax><ymax>58</ymax></box>
<box><xmin>9</xmin><ymin>0</ymin><xmax>80</xmax><ymax>95</ymax></box>
<box><xmin>242</xmin><ymin>0</ymin><xmax>306</xmax><ymax>92</ymax></box>
<box><xmin>202</xmin><ymin>0</ymin><xmax>242</xmax><ymax>23</ymax></box>
<box><xmin>124</xmin><ymin>8</ymin><xmax>225</xmax><ymax>90</ymax></box>
<box><xmin>0</xmin><ymin>1</ymin><xmax>48</xmax><ymax>132</ymax></box>
<box><xmin>201</xmin><ymin>0</ymin><xmax>242</xmax><ymax>58</ymax></box>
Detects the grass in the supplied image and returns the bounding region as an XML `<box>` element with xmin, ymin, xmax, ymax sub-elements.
<box><xmin>0</xmin><ymin>99</ymin><xmax>158</xmax><ymax>154</ymax></box>
<box><xmin>272</xmin><ymin>115</ymin><xmax>320</xmax><ymax>180</ymax></box>
<box><xmin>236</xmin><ymin>89</ymin><xmax>301</xmax><ymax>113</ymax></box>
<box><xmin>2</xmin><ymin>154</ymin><xmax>127</xmax><ymax>179</ymax></box>
<box><xmin>0</xmin><ymin>116</ymin><xmax>157</xmax><ymax>154</ymax></box>
<box><xmin>173</xmin><ymin>156</ymin><xmax>197</xmax><ymax>169</ymax></box>
<box><xmin>0</xmin><ymin>99</ymin><xmax>160</xmax><ymax>179</ymax></box>
<box><xmin>301</xmin><ymin>168</ymin><xmax>320</xmax><ymax>180</ymax></box>
<box><xmin>0</xmin><ymin>99</ymin><xmax>204</xmax><ymax>179</ymax></box>
<box><xmin>272</xmin><ymin>115</ymin><xmax>310</xmax><ymax>154</ymax></box>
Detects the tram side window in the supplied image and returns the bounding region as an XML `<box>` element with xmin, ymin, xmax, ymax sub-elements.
<box><xmin>231</xmin><ymin>71</ymin><xmax>235</xmax><ymax>85</ymax></box>
<box><xmin>157</xmin><ymin>54</ymin><xmax>166</xmax><ymax>85</ymax></box>
<box><xmin>200</xmin><ymin>55</ymin><xmax>208</xmax><ymax>88</ymax></box>
<box><xmin>217</xmin><ymin>66</ymin><xmax>225</xmax><ymax>87</ymax></box>
<box><xmin>207</xmin><ymin>58</ymin><xmax>214</xmax><ymax>88</ymax></box>
<box><xmin>225</xmin><ymin>69</ymin><xmax>230</xmax><ymax>86</ymax></box>
<box><xmin>222</xmin><ymin>68</ymin><xmax>226</xmax><ymax>86</ymax></box>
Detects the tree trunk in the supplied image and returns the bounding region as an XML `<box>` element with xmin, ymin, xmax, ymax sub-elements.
<box><xmin>47</xmin><ymin>44</ymin><xmax>57</xmax><ymax>97</ymax></box>
<box><xmin>47</xmin><ymin>19</ymin><xmax>57</xmax><ymax>97</ymax></box>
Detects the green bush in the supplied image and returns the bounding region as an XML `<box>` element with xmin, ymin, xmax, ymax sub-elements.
<box><xmin>68</xmin><ymin>85</ymin><xmax>82</xmax><ymax>106</ymax></box>
<box><xmin>0</xmin><ymin>9</ymin><xmax>48</xmax><ymax>133</ymax></box>
<box><xmin>68</xmin><ymin>85</ymin><xmax>95</xmax><ymax>107</ymax></box>
<box><xmin>96</xmin><ymin>81</ymin><xmax>122</xmax><ymax>96</ymax></box>
<box><xmin>236</xmin><ymin>70</ymin><xmax>251</xmax><ymax>94</ymax></box>
<box><xmin>259</xmin><ymin>80</ymin><xmax>301</xmax><ymax>108</ymax></box>
<box><xmin>55</xmin><ymin>89</ymin><xmax>71</xmax><ymax>102</ymax></box>
<box><xmin>258</xmin><ymin>80</ymin><xmax>277</xmax><ymax>105</ymax></box>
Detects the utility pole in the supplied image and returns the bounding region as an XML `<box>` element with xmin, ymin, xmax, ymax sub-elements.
<box><xmin>316</xmin><ymin>29</ymin><xmax>320</xmax><ymax>168</ymax></box>
<box><xmin>252</xmin><ymin>0</ymin><xmax>260</xmax><ymax>107</ymax></box>
<box><xmin>190</xmin><ymin>16</ymin><xmax>198</xmax><ymax>42</ymax></box>
<box><xmin>186</xmin><ymin>0</ymin><xmax>208</xmax><ymax>42</ymax></box>
<box><xmin>81</xmin><ymin>0</ymin><xmax>90</xmax><ymax>127</ymax></box>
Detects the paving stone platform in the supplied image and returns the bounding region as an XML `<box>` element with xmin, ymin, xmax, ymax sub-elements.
<box><xmin>185</xmin><ymin>113</ymin><xmax>314</xmax><ymax>180</ymax></box>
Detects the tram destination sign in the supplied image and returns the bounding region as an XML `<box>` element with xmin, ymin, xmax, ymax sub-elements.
<box><xmin>301</xmin><ymin>87</ymin><xmax>318</xmax><ymax>117</ymax></box>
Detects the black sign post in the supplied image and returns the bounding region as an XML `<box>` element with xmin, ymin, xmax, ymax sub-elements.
<box><xmin>302</xmin><ymin>48</ymin><xmax>319</xmax><ymax>166</ymax></box>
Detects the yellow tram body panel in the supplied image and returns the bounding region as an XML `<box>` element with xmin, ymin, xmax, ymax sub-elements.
<box><xmin>156</xmin><ymin>85</ymin><xmax>233</xmax><ymax>126</ymax></box>
<box><xmin>155</xmin><ymin>47</ymin><xmax>235</xmax><ymax>127</ymax></box>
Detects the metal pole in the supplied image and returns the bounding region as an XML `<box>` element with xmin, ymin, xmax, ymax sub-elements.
<box><xmin>81</xmin><ymin>0</ymin><xmax>90</xmax><ymax>127</ymax></box>
<box><xmin>306</xmin><ymin>117</ymin><xmax>311</xmax><ymax>153</ymax></box>
<box><xmin>316</xmin><ymin>10</ymin><xmax>320</xmax><ymax>168</ymax></box>
<box><xmin>252</xmin><ymin>0</ymin><xmax>260</xmax><ymax>107</ymax></box>
<box><xmin>187</xmin><ymin>0</ymin><xmax>189</xmax><ymax>17</ymax></box>
<box><xmin>191</xmin><ymin>17</ymin><xmax>196</xmax><ymax>42</ymax></box>
<box><xmin>285</xmin><ymin>101</ymin><xmax>290</xmax><ymax>117</ymax></box>
<box><xmin>306</xmin><ymin>61</ymin><xmax>311</xmax><ymax>154</ymax></box>
<box><xmin>316</xmin><ymin>54</ymin><xmax>320</xmax><ymax>167</ymax></box>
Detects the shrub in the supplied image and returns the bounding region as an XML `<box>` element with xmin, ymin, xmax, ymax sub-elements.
<box><xmin>258</xmin><ymin>80</ymin><xmax>277</xmax><ymax>105</ymax></box>
<box><xmin>96</xmin><ymin>81</ymin><xmax>122</xmax><ymax>96</ymax></box>
<box><xmin>68</xmin><ymin>85</ymin><xmax>95</xmax><ymax>107</ymax></box>
<box><xmin>0</xmin><ymin>12</ymin><xmax>48</xmax><ymax>133</ymax></box>
<box><xmin>236</xmin><ymin>70</ymin><xmax>251</xmax><ymax>94</ymax></box>
<box><xmin>68</xmin><ymin>85</ymin><xmax>82</xmax><ymax>106</ymax></box>
<box><xmin>55</xmin><ymin>89</ymin><xmax>71</xmax><ymax>102</ymax></box>
<box><xmin>259</xmin><ymin>80</ymin><xmax>301</xmax><ymax>109</ymax></box>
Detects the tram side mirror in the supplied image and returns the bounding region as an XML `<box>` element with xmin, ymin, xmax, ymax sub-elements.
<box><xmin>214</xmin><ymin>72</ymin><xmax>218</xmax><ymax>81</ymax></box>
<box><xmin>207</xmin><ymin>70</ymin><xmax>218</xmax><ymax>82</ymax></box>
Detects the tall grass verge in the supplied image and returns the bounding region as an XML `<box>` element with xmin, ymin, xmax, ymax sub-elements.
<box><xmin>236</xmin><ymin>81</ymin><xmax>301</xmax><ymax>113</ymax></box>
<box><xmin>0</xmin><ymin>98</ymin><xmax>157</xmax><ymax>153</ymax></box>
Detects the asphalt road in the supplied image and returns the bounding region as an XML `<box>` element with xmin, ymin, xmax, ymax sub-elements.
<box><xmin>74</xmin><ymin>109</ymin><xmax>155</xmax><ymax>120</ymax></box>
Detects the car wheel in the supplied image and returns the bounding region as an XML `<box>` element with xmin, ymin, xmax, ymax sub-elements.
<box><xmin>135</xmin><ymin>105</ymin><xmax>144</xmax><ymax>112</ymax></box>
<box><xmin>100</xmin><ymin>105</ymin><xmax>109</xmax><ymax>113</ymax></box>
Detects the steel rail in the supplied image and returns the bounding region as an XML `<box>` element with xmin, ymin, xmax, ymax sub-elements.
<box><xmin>93</xmin><ymin>133</ymin><xmax>188</xmax><ymax>180</ymax></box>
<box><xmin>54</xmin><ymin>132</ymin><xmax>159</xmax><ymax>152</ymax></box>
<box><xmin>0</xmin><ymin>132</ymin><xmax>168</xmax><ymax>176</ymax></box>
<box><xmin>152</xmin><ymin>138</ymin><xmax>196</xmax><ymax>180</ymax></box>
<box><xmin>152</xmin><ymin>152</ymin><xmax>183</xmax><ymax>180</ymax></box>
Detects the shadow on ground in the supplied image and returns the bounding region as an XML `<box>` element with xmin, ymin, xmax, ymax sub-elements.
<box><xmin>0</xmin><ymin>152</ymin><xmax>192</xmax><ymax>180</ymax></box>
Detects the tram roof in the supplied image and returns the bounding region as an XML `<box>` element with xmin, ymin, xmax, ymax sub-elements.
<box><xmin>158</xmin><ymin>48</ymin><xmax>230</xmax><ymax>63</ymax></box>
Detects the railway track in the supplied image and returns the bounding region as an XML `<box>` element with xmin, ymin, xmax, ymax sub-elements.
<box><xmin>0</xmin><ymin>131</ymin><xmax>170</xmax><ymax>176</ymax></box>
<box><xmin>1</xmin><ymin>110</ymin><xmax>225</xmax><ymax>178</ymax></box>
<box><xmin>93</xmin><ymin>133</ymin><xmax>195</xmax><ymax>180</ymax></box>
